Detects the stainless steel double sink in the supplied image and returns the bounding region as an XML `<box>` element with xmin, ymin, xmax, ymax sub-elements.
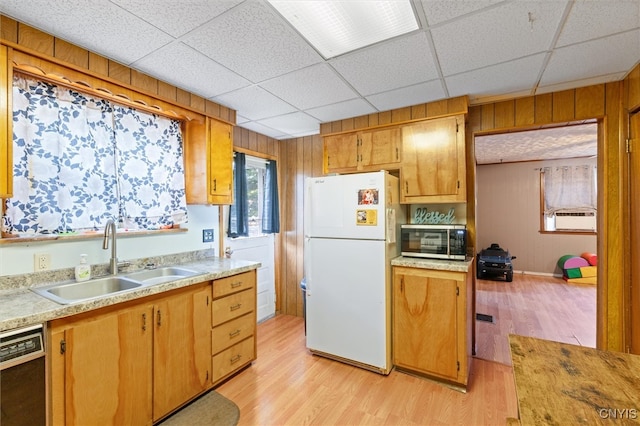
<box><xmin>31</xmin><ymin>267</ymin><xmax>203</xmax><ymax>305</ymax></box>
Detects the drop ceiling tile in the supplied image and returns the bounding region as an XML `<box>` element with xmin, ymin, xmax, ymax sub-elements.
<box><xmin>330</xmin><ymin>32</ymin><xmax>439</xmax><ymax>96</ymax></box>
<box><xmin>432</xmin><ymin>1</ymin><xmax>567</xmax><ymax>76</ymax></box>
<box><xmin>366</xmin><ymin>80</ymin><xmax>445</xmax><ymax>112</ymax></box>
<box><xmin>305</xmin><ymin>98</ymin><xmax>376</xmax><ymax>123</ymax></box>
<box><xmin>260</xmin><ymin>64</ymin><xmax>359</xmax><ymax>110</ymax></box>
<box><xmin>556</xmin><ymin>0</ymin><xmax>640</xmax><ymax>47</ymax></box>
<box><xmin>0</xmin><ymin>0</ymin><xmax>173</xmax><ymax>65</ymax></box>
<box><xmin>213</xmin><ymin>86</ymin><xmax>297</xmax><ymax>121</ymax></box>
<box><xmin>445</xmin><ymin>53</ymin><xmax>546</xmax><ymax>99</ymax></box>
<box><xmin>182</xmin><ymin>1</ymin><xmax>323</xmax><ymax>83</ymax></box>
<box><xmin>257</xmin><ymin>112</ymin><xmax>320</xmax><ymax>136</ymax></box>
<box><xmin>418</xmin><ymin>0</ymin><xmax>504</xmax><ymax>26</ymax></box>
<box><xmin>238</xmin><ymin>121</ymin><xmax>288</xmax><ymax>140</ymax></box>
<box><xmin>133</xmin><ymin>42</ymin><xmax>249</xmax><ymax>98</ymax></box>
<box><xmin>110</xmin><ymin>0</ymin><xmax>242</xmax><ymax>38</ymax></box>
<box><xmin>537</xmin><ymin>72</ymin><xmax>627</xmax><ymax>95</ymax></box>
<box><xmin>540</xmin><ymin>30</ymin><xmax>640</xmax><ymax>87</ymax></box>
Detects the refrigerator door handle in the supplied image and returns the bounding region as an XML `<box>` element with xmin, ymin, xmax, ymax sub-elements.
<box><xmin>304</xmin><ymin>237</ymin><xmax>311</xmax><ymax>295</ymax></box>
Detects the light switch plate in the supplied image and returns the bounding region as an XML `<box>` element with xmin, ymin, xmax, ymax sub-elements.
<box><xmin>202</xmin><ymin>229</ymin><xmax>214</xmax><ymax>243</ymax></box>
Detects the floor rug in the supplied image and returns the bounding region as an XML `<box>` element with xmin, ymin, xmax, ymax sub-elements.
<box><xmin>159</xmin><ymin>390</ymin><xmax>240</xmax><ymax>426</ymax></box>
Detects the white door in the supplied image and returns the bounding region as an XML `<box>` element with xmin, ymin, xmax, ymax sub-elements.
<box><xmin>226</xmin><ymin>234</ymin><xmax>275</xmax><ymax>322</ymax></box>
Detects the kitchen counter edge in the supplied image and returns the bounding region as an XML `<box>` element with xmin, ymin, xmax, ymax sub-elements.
<box><xmin>0</xmin><ymin>256</ymin><xmax>260</xmax><ymax>332</ymax></box>
<box><xmin>391</xmin><ymin>256</ymin><xmax>474</xmax><ymax>272</ymax></box>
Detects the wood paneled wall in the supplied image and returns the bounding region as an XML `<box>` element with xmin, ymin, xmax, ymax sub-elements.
<box><xmin>468</xmin><ymin>82</ymin><xmax>627</xmax><ymax>352</ymax></box>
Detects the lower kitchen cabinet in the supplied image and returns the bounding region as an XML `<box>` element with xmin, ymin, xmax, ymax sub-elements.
<box><xmin>152</xmin><ymin>284</ymin><xmax>212</xmax><ymax>422</ymax></box>
<box><xmin>49</xmin><ymin>301</ymin><xmax>154</xmax><ymax>425</ymax></box>
<box><xmin>211</xmin><ymin>270</ymin><xmax>257</xmax><ymax>386</ymax></box>
<box><xmin>392</xmin><ymin>266</ymin><xmax>472</xmax><ymax>388</ymax></box>
<box><xmin>49</xmin><ymin>282</ymin><xmax>212</xmax><ymax>425</ymax></box>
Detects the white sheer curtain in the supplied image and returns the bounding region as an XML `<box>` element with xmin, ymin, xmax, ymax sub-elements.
<box><xmin>543</xmin><ymin>165</ymin><xmax>596</xmax><ymax>215</ymax></box>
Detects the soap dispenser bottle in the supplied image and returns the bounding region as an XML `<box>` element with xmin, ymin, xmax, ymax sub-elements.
<box><xmin>75</xmin><ymin>254</ymin><xmax>91</xmax><ymax>282</ymax></box>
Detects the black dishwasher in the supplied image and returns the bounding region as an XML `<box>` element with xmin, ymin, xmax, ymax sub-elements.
<box><xmin>0</xmin><ymin>324</ymin><xmax>46</xmax><ymax>426</ymax></box>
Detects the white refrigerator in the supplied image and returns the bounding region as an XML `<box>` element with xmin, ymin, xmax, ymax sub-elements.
<box><xmin>304</xmin><ymin>170</ymin><xmax>404</xmax><ymax>375</ymax></box>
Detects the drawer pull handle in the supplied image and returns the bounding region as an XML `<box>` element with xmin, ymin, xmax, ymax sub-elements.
<box><xmin>142</xmin><ymin>313</ymin><xmax>147</xmax><ymax>331</ymax></box>
<box><xmin>230</xmin><ymin>303</ymin><xmax>242</xmax><ymax>311</ymax></box>
<box><xmin>231</xmin><ymin>281</ymin><xmax>242</xmax><ymax>288</ymax></box>
<box><xmin>230</xmin><ymin>354</ymin><xmax>242</xmax><ymax>364</ymax></box>
<box><xmin>229</xmin><ymin>329</ymin><xmax>241</xmax><ymax>338</ymax></box>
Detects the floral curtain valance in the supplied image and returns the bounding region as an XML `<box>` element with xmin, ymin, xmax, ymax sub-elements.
<box><xmin>4</xmin><ymin>75</ymin><xmax>188</xmax><ymax>234</ymax></box>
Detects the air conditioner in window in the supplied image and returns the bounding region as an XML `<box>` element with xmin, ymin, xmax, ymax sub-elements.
<box><xmin>555</xmin><ymin>210</ymin><xmax>596</xmax><ymax>231</ymax></box>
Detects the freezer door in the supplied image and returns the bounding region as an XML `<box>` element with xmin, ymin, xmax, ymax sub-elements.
<box><xmin>305</xmin><ymin>237</ymin><xmax>388</xmax><ymax>371</ymax></box>
<box><xmin>304</xmin><ymin>171</ymin><xmax>387</xmax><ymax>240</ymax></box>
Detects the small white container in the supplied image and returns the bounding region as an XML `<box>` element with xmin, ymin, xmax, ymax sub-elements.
<box><xmin>75</xmin><ymin>254</ymin><xmax>91</xmax><ymax>282</ymax></box>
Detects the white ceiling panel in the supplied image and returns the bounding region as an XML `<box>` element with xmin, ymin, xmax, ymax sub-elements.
<box><xmin>540</xmin><ymin>30</ymin><xmax>640</xmax><ymax>87</ymax></box>
<box><xmin>366</xmin><ymin>80</ymin><xmax>446</xmax><ymax>112</ymax></box>
<box><xmin>213</xmin><ymin>85</ymin><xmax>297</xmax><ymax>121</ymax></box>
<box><xmin>133</xmin><ymin>42</ymin><xmax>249</xmax><ymax>98</ymax></box>
<box><xmin>305</xmin><ymin>98</ymin><xmax>377</xmax><ymax>123</ymax></box>
<box><xmin>110</xmin><ymin>0</ymin><xmax>242</xmax><ymax>38</ymax></box>
<box><xmin>432</xmin><ymin>1</ymin><xmax>567</xmax><ymax>76</ymax></box>
<box><xmin>556</xmin><ymin>0</ymin><xmax>640</xmax><ymax>47</ymax></box>
<box><xmin>260</xmin><ymin>64</ymin><xmax>359</xmax><ymax>110</ymax></box>
<box><xmin>418</xmin><ymin>0</ymin><xmax>505</xmax><ymax>26</ymax></box>
<box><xmin>2</xmin><ymin>0</ymin><xmax>639</xmax><ymax>149</ymax></box>
<box><xmin>0</xmin><ymin>0</ymin><xmax>173</xmax><ymax>65</ymax></box>
<box><xmin>446</xmin><ymin>53</ymin><xmax>547</xmax><ymax>99</ymax></box>
<box><xmin>329</xmin><ymin>31</ymin><xmax>439</xmax><ymax>96</ymax></box>
<box><xmin>181</xmin><ymin>1</ymin><xmax>323</xmax><ymax>83</ymax></box>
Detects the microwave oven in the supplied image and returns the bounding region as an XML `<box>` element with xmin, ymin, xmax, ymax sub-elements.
<box><xmin>400</xmin><ymin>224</ymin><xmax>467</xmax><ymax>261</ymax></box>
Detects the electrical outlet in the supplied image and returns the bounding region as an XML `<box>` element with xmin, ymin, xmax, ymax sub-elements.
<box><xmin>202</xmin><ymin>229</ymin><xmax>214</xmax><ymax>243</ymax></box>
<box><xmin>34</xmin><ymin>253</ymin><xmax>51</xmax><ymax>271</ymax></box>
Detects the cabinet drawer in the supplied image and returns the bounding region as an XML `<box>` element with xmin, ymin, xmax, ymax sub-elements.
<box><xmin>212</xmin><ymin>336</ymin><xmax>254</xmax><ymax>383</ymax></box>
<box><xmin>212</xmin><ymin>288</ymin><xmax>255</xmax><ymax>325</ymax></box>
<box><xmin>212</xmin><ymin>312</ymin><xmax>255</xmax><ymax>355</ymax></box>
<box><xmin>213</xmin><ymin>271</ymin><xmax>255</xmax><ymax>298</ymax></box>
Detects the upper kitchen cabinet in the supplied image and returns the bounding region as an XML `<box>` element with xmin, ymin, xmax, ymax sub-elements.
<box><xmin>0</xmin><ymin>45</ymin><xmax>12</xmax><ymax>198</ymax></box>
<box><xmin>400</xmin><ymin>115</ymin><xmax>466</xmax><ymax>204</ymax></box>
<box><xmin>185</xmin><ymin>117</ymin><xmax>234</xmax><ymax>205</ymax></box>
<box><xmin>323</xmin><ymin>127</ymin><xmax>401</xmax><ymax>174</ymax></box>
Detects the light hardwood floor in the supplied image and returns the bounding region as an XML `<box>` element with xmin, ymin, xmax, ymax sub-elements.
<box><xmin>216</xmin><ymin>315</ymin><xmax>518</xmax><ymax>426</ymax></box>
<box><xmin>475</xmin><ymin>273</ymin><xmax>597</xmax><ymax>365</ymax></box>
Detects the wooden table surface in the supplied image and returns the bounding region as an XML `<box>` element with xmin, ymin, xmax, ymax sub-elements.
<box><xmin>509</xmin><ymin>334</ymin><xmax>640</xmax><ymax>425</ymax></box>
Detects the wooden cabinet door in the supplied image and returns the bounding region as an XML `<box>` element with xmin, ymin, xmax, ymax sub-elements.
<box><xmin>324</xmin><ymin>133</ymin><xmax>358</xmax><ymax>173</ymax></box>
<box><xmin>359</xmin><ymin>127</ymin><xmax>401</xmax><ymax>169</ymax></box>
<box><xmin>393</xmin><ymin>268</ymin><xmax>459</xmax><ymax>380</ymax></box>
<box><xmin>400</xmin><ymin>115</ymin><xmax>466</xmax><ymax>203</ymax></box>
<box><xmin>208</xmin><ymin>118</ymin><xmax>233</xmax><ymax>204</ymax></box>
<box><xmin>0</xmin><ymin>45</ymin><xmax>12</xmax><ymax>198</ymax></box>
<box><xmin>153</xmin><ymin>285</ymin><xmax>211</xmax><ymax>421</ymax></box>
<box><xmin>50</xmin><ymin>304</ymin><xmax>153</xmax><ymax>426</ymax></box>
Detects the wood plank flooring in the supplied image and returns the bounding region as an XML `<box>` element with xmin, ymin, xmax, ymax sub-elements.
<box><xmin>216</xmin><ymin>315</ymin><xmax>518</xmax><ymax>425</ymax></box>
<box><xmin>475</xmin><ymin>273</ymin><xmax>597</xmax><ymax>365</ymax></box>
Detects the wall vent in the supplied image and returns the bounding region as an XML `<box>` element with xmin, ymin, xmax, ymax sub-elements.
<box><xmin>555</xmin><ymin>211</ymin><xmax>596</xmax><ymax>231</ymax></box>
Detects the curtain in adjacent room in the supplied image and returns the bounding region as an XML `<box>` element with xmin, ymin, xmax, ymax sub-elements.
<box><xmin>228</xmin><ymin>152</ymin><xmax>248</xmax><ymax>237</ymax></box>
<box><xmin>543</xmin><ymin>165</ymin><xmax>597</xmax><ymax>214</ymax></box>
<box><xmin>262</xmin><ymin>159</ymin><xmax>280</xmax><ymax>234</ymax></box>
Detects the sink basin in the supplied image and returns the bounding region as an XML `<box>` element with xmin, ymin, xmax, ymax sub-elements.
<box><xmin>32</xmin><ymin>276</ymin><xmax>142</xmax><ymax>305</ymax></box>
<box><xmin>124</xmin><ymin>267</ymin><xmax>201</xmax><ymax>285</ymax></box>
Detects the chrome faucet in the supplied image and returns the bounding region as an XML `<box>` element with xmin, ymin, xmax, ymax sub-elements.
<box><xmin>103</xmin><ymin>219</ymin><xmax>119</xmax><ymax>275</ymax></box>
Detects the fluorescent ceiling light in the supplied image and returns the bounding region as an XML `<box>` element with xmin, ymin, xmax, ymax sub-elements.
<box><xmin>269</xmin><ymin>1</ymin><xmax>419</xmax><ymax>59</ymax></box>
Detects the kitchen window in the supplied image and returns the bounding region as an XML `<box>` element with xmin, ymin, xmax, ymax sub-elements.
<box><xmin>2</xmin><ymin>75</ymin><xmax>188</xmax><ymax>235</ymax></box>
<box><xmin>228</xmin><ymin>152</ymin><xmax>279</xmax><ymax>238</ymax></box>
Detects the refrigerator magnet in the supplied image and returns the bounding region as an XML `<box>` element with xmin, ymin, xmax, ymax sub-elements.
<box><xmin>358</xmin><ymin>188</ymin><xmax>378</xmax><ymax>205</ymax></box>
<box><xmin>356</xmin><ymin>209</ymin><xmax>377</xmax><ymax>226</ymax></box>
